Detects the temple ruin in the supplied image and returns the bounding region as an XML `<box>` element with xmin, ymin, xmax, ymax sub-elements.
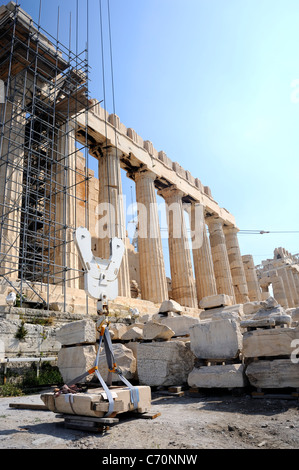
<box><xmin>256</xmin><ymin>248</ymin><xmax>299</xmax><ymax>309</ymax></box>
<box><xmin>0</xmin><ymin>2</ymin><xmax>298</xmax><ymax>402</ymax></box>
<box><xmin>0</xmin><ymin>2</ymin><xmax>254</xmax><ymax>313</ymax></box>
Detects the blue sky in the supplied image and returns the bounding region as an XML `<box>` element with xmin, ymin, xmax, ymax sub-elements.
<box><xmin>7</xmin><ymin>0</ymin><xmax>299</xmax><ymax>270</ymax></box>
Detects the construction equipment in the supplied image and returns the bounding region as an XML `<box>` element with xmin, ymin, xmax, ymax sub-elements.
<box><xmin>57</xmin><ymin>226</ymin><xmax>140</xmax><ymax>417</ymax></box>
<box><xmin>74</xmin><ymin>226</ymin><xmax>124</xmax><ymax>315</ymax></box>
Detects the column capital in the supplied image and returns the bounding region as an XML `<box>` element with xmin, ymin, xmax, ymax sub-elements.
<box><xmin>205</xmin><ymin>215</ymin><xmax>224</xmax><ymax>229</ymax></box>
<box><xmin>134</xmin><ymin>166</ymin><xmax>157</xmax><ymax>182</ymax></box>
<box><xmin>184</xmin><ymin>201</ymin><xmax>205</xmax><ymax>214</ymax></box>
<box><xmin>157</xmin><ymin>185</ymin><xmax>185</xmax><ymax>202</ymax></box>
<box><xmin>223</xmin><ymin>225</ymin><xmax>240</xmax><ymax>235</ymax></box>
<box><xmin>100</xmin><ymin>145</ymin><xmax>123</xmax><ymax>159</ymax></box>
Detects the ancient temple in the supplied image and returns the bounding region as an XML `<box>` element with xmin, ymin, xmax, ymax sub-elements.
<box><xmin>256</xmin><ymin>248</ymin><xmax>299</xmax><ymax>309</ymax></box>
<box><xmin>0</xmin><ymin>2</ymin><xmax>297</xmax><ymax>316</ymax></box>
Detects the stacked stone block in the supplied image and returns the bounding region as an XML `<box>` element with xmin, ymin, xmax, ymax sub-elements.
<box><xmin>241</xmin><ymin>297</ymin><xmax>299</xmax><ymax>389</ymax></box>
<box><xmin>187</xmin><ymin>317</ymin><xmax>246</xmax><ymax>389</ymax></box>
<box><xmin>99</xmin><ymin>299</ymin><xmax>199</xmax><ymax>388</ymax></box>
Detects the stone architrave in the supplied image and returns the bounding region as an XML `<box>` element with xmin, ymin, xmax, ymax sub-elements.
<box><xmin>242</xmin><ymin>255</ymin><xmax>262</xmax><ymax>301</ymax></box>
<box><xmin>206</xmin><ymin>216</ymin><xmax>236</xmax><ymax>302</ymax></box>
<box><xmin>134</xmin><ymin>168</ymin><xmax>168</xmax><ymax>303</ymax></box>
<box><xmin>97</xmin><ymin>146</ymin><xmax>130</xmax><ymax>297</ymax></box>
<box><xmin>158</xmin><ymin>185</ymin><xmax>197</xmax><ymax>308</ymax></box>
<box><xmin>42</xmin><ymin>385</ymin><xmax>151</xmax><ymax>417</ymax></box>
<box><xmin>224</xmin><ymin>226</ymin><xmax>249</xmax><ymax>304</ymax></box>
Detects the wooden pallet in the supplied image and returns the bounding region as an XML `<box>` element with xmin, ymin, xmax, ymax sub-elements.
<box><xmin>9</xmin><ymin>403</ymin><xmax>48</xmax><ymax>411</ymax></box>
<box><xmin>187</xmin><ymin>386</ymin><xmax>245</xmax><ymax>396</ymax></box>
<box><xmin>251</xmin><ymin>388</ymin><xmax>299</xmax><ymax>400</ymax></box>
<box><xmin>56</xmin><ymin>413</ymin><xmax>119</xmax><ymax>433</ymax></box>
<box><xmin>56</xmin><ymin>410</ymin><xmax>161</xmax><ymax>432</ymax></box>
<box><xmin>194</xmin><ymin>358</ymin><xmax>242</xmax><ymax>367</ymax></box>
<box><xmin>152</xmin><ymin>385</ymin><xmax>185</xmax><ymax>397</ymax></box>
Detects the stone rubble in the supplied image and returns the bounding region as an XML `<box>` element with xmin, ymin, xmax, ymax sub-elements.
<box><xmin>0</xmin><ymin>0</ymin><xmax>298</xmax><ymax>405</ymax></box>
<box><xmin>1</xmin><ymin>293</ymin><xmax>299</xmax><ymax>398</ymax></box>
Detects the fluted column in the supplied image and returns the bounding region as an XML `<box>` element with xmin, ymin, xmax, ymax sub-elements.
<box><xmin>134</xmin><ymin>168</ymin><xmax>168</xmax><ymax>303</ymax></box>
<box><xmin>279</xmin><ymin>266</ymin><xmax>295</xmax><ymax>308</ymax></box>
<box><xmin>97</xmin><ymin>146</ymin><xmax>130</xmax><ymax>298</ymax></box>
<box><xmin>270</xmin><ymin>271</ymin><xmax>289</xmax><ymax>309</ymax></box>
<box><xmin>242</xmin><ymin>255</ymin><xmax>262</xmax><ymax>301</ymax></box>
<box><xmin>224</xmin><ymin>226</ymin><xmax>249</xmax><ymax>304</ymax></box>
<box><xmin>293</xmin><ymin>270</ymin><xmax>299</xmax><ymax>306</ymax></box>
<box><xmin>55</xmin><ymin>123</ymin><xmax>79</xmax><ymax>288</ymax></box>
<box><xmin>206</xmin><ymin>216</ymin><xmax>236</xmax><ymax>302</ymax></box>
<box><xmin>0</xmin><ymin>101</ymin><xmax>25</xmax><ymax>280</ymax></box>
<box><xmin>286</xmin><ymin>266</ymin><xmax>299</xmax><ymax>306</ymax></box>
<box><xmin>158</xmin><ymin>185</ymin><xmax>197</xmax><ymax>308</ymax></box>
<box><xmin>187</xmin><ymin>203</ymin><xmax>217</xmax><ymax>301</ymax></box>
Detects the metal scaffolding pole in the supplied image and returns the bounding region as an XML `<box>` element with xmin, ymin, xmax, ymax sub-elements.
<box><xmin>0</xmin><ymin>2</ymin><xmax>91</xmax><ymax>312</ymax></box>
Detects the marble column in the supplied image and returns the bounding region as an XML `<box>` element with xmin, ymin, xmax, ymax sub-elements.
<box><xmin>286</xmin><ymin>266</ymin><xmax>299</xmax><ymax>306</ymax></box>
<box><xmin>224</xmin><ymin>226</ymin><xmax>249</xmax><ymax>304</ymax></box>
<box><xmin>270</xmin><ymin>271</ymin><xmax>289</xmax><ymax>309</ymax></box>
<box><xmin>134</xmin><ymin>168</ymin><xmax>168</xmax><ymax>303</ymax></box>
<box><xmin>206</xmin><ymin>216</ymin><xmax>236</xmax><ymax>302</ymax></box>
<box><xmin>279</xmin><ymin>266</ymin><xmax>295</xmax><ymax>308</ymax></box>
<box><xmin>158</xmin><ymin>185</ymin><xmax>197</xmax><ymax>308</ymax></box>
<box><xmin>188</xmin><ymin>203</ymin><xmax>217</xmax><ymax>301</ymax></box>
<box><xmin>55</xmin><ymin>123</ymin><xmax>79</xmax><ymax>288</ymax></box>
<box><xmin>242</xmin><ymin>255</ymin><xmax>262</xmax><ymax>301</ymax></box>
<box><xmin>97</xmin><ymin>146</ymin><xmax>130</xmax><ymax>298</ymax></box>
<box><xmin>292</xmin><ymin>270</ymin><xmax>299</xmax><ymax>306</ymax></box>
<box><xmin>0</xmin><ymin>100</ymin><xmax>25</xmax><ymax>280</ymax></box>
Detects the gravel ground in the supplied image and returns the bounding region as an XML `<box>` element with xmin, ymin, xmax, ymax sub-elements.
<box><xmin>0</xmin><ymin>388</ymin><xmax>298</xmax><ymax>454</ymax></box>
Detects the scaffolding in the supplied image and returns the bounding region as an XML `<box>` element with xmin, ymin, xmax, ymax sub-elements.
<box><xmin>0</xmin><ymin>2</ymin><xmax>91</xmax><ymax>311</ymax></box>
